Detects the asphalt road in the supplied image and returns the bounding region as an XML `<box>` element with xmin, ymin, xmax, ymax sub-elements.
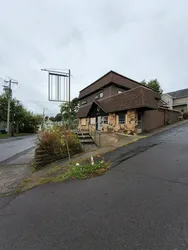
<box><xmin>1</xmin><ymin>123</ymin><xmax>188</xmax><ymax>249</ymax></box>
<box><xmin>0</xmin><ymin>135</ymin><xmax>36</xmax><ymax>164</ymax></box>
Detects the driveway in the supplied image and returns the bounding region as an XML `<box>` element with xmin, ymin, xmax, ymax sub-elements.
<box><xmin>0</xmin><ymin>135</ymin><xmax>36</xmax><ymax>165</ymax></box>
<box><xmin>1</xmin><ymin>123</ymin><xmax>188</xmax><ymax>249</ymax></box>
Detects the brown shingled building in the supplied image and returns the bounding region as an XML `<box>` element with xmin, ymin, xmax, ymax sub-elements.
<box><xmin>77</xmin><ymin>71</ymin><xmax>179</xmax><ymax>134</ymax></box>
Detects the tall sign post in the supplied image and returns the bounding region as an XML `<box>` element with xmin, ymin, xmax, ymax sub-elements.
<box><xmin>41</xmin><ymin>68</ymin><xmax>71</xmax><ymax>160</ymax></box>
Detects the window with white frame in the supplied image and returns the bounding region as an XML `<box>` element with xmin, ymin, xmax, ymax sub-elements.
<box><xmin>90</xmin><ymin>117</ymin><xmax>96</xmax><ymax>125</ymax></box>
<box><xmin>102</xmin><ymin>116</ymin><xmax>108</xmax><ymax>124</ymax></box>
<box><xmin>81</xmin><ymin>100</ymin><xmax>87</xmax><ymax>105</ymax></box>
<box><xmin>99</xmin><ymin>92</ymin><xmax>104</xmax><ymax>98</ymax></box>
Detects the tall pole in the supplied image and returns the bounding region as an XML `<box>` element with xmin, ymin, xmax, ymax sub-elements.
<box><xmin>68</xmin><ymin>69</ymin><xmax>71</xmax><ymax>135</ymax></box>
<box><xmin>42</xmin><ymin>108</ymin><xmax>45</xmax><ymax>130</ymax></box>
<box><xmin>7</xmin><ymin>80</ymin><xmax>11</xmax><ymax>134</ymax></box>
<box><xmin>5</xmin><ymin>79</ymin><xmax>18</xmax><ymax>134</ymax></box>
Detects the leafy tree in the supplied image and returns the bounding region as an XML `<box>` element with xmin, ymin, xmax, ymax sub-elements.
<box><xmin>49</xmin><ymin>116</ymin><xmax>55</xmax><ymax>122</ymax></box>
<box><xmin>140</xmin><ymin>80</ymin><xmax>147</xmax><ymax>85</ymax></box>
<box><xmin>0</xmin><ymin>91</ymin><xmax>43</xmax><ymax>133</ymax></box>
<box><xmin>60</xmin><ymin>97</ymin><xmax>79</xmax><ymax>122</ymax></box>
<box><xmin>54</xmin><ymin>113</ymin><xmax>62</xmax><ymax>122</ymax></box>
<box><xmin>141</xmin><ymin>79</ymin><xmax>163</xmax><ymax>94</ymax></box>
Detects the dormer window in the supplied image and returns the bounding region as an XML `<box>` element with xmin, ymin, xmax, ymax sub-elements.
<box><xmin>99</xmin><ymin>92</ymin><xmax>104</xmax><ymax>98</ymax></box>
<box><xmin>81</xmin><ymin>100</ymin><xmax>87</xmax><ymax>105</ymax></box>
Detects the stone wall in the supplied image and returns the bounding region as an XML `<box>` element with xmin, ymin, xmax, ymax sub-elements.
<box><xmin>35</xmin><ymin>144</ymin><xmax>83</xmax><ymax>169</ymax></box>
<box><xmin>35</xmin><ymin>147</ymin><xmax>57</xmax><ymax>169</ymax></box>
<box><xmin>100</xmin><ymin>110</ymin><xmax>138</xmax><ymax>135</ymax></box>
<box><xmin>79</xmin><ymin>111</ymin><xmax>138</xmax><ymax>134</ymax></box>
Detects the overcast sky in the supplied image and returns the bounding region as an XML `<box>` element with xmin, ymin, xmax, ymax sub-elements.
<box><xmin>0</xmin><ymin>0</ymin><xmax>187</xmax><ymax>116</ymax></box>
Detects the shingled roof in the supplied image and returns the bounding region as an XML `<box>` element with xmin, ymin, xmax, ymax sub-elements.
<box><xmin>77</xmin><ymin>86</ymin><xmax>159</xmax><ymax>118</ymax></box>
<box><xmin>79</xmin><ymin>71</ymin><xmax>152</xmax><ymax>99</ymax></box>
<box><xmin>167</xmin><ymin>88</ymin><xmax>188</xmax><ymax>99</ymax></box>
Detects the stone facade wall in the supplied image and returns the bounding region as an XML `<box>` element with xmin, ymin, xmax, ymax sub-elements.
<box><xmin>79</xmin><ymin>110</ymin><xmax>138</xmax><ymax>134</ymax></box>
<box><xmin>101</xmin><ymin>110</ymin><xmax>138</xmax><ymax>135</ymax></box>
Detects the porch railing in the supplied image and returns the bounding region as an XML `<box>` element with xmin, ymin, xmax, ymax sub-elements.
<box><xmin>88</xmin><ymin>125</ymin><xmax>101</xmax><ymax>147</ymax></box>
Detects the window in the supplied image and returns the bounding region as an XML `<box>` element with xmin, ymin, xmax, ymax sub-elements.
<box><xmin>81</xmin><ymin>100</ymin><xmax>87</xmax><ymax>105</ymax></box>
<box><xmin>90</xmin><ymin>117</ymin><xmax>96</xmax><ymax>125</ymax></box>
<box><xmin>102</xmin><ymin>116</ymin><xmax>108</xmax><ymax>124</ymax></box>
<box><xmin>99</xmin><ymin>92</ymin><xmax>104</xmax><ymax>98</ymax></box>
<box><xmin>95</xmin><ymin>95</ymin><xmax>99</xmax><ymax>99</ymax></box>
<box><xmin>118</xmin><ymin>90</ymin><xmax>123</xmax><ymax>94</ymax></box>
<box><xmin>118</xmin><ymin>113</ymin><xmax>125</xmax><ymax>124</ymax></box>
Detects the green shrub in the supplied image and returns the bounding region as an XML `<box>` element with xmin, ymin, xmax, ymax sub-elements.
<box><xmin>36</xmin><ymin>126</ymin><xmax>82</xmax><ymax>166</ymax></box>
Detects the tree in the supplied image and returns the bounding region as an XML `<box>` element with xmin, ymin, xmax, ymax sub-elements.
<box><xmin>0</xmin><ymin>91</ymin><xmax>43</xmax><ymax>134</ymax></box>
<box><xmin>60</xmin><ymin>97</ymin><xmax>79</xmax><ymax>121</ymax></box>
<box><xmin>141</xmin><ymin>79</ymin><xmax>163</xmax><ymax>94</ymax></box>
<box><xmin>54</xmin><ymin>113</ymin><xmax>62</xmax><ymax>122</ymax></box>
<box><xmin>49</xmin><ymin>116</ymin><xmax>55</xmax><ymax>122</ymax></box>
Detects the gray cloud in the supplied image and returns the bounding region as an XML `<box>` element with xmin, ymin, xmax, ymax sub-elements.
<box><xmin>0</xmin><ymin>0</ymin><xmax>188</xmax><ymax>115</ymax></box>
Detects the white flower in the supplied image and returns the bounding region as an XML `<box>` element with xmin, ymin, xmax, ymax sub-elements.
<box><xmin>76</xmin><ymin>163</ymin><xmax>80</xmax><ymax>166</ymax></box>
<box><xmin>101</xmin><ymin>160</ymin><xmax>104</xmax><ymax>164</ymax></box>
<box><xmin>91</xmin><ymin>156</ymin><xmax>94</xmax><ymax>166</ymax></box>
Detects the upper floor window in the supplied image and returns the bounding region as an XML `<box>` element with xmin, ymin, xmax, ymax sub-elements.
<box><xmin>118</xmin><ymin>90</ymin><xmax>123</xmax><ymax>94</ymax></box>
<box><xmin>99</xmin><ymin>92</ymin><xmax>104</xmax><ymax>98</ymax></box>
<box><xmin>95</xmin><ymin>95</ymin><xmax>99</xmax><ymax>99</ymax></box>
<box><xmin>81</xmin><ymin>100</ymin><xmax>87</xmax><ymax>105</ymax></box>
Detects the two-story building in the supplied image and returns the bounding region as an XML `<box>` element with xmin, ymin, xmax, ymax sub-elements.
<box><xmin>77</xmin><ymin>71</ymin><xmax>179</xmax><ymax>134</ymax></box>
<box><xmin>162</xmin><ymin>88</ymin><xmax>188</xmax><ymax>112</ymax></box>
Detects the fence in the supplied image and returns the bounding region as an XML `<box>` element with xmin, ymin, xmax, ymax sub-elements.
<box><xmin>142</xmin><ymin>108</ymin><xmax>180</xmax><ymax>132</ymax></box>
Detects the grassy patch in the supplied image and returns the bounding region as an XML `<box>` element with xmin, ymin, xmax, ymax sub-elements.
<box><xmin>0</xmin><ymin>133</ymin><xmax>31</xmax><ymax>139</ymax></box>
<box><xmin>63</xmin><ymin>161</ymin><xmax>109</xmax><ymax>180</ymax></box>
<box><xmin>35</xmin><ymin>160</ymin><xmax>109</xmax><ymax>186</ymax></box>
<box><xmin>0</xmin><ymin>134</ymin><xmax>9</xmax><ymax>139</ymax></box>
<box><xmin>16</xmin><ymin>177</ymin><xmax>32</xmax><ymax>193</ymax></box>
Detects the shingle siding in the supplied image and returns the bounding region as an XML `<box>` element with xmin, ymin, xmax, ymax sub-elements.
<box><xmin>79</xmin><ymin>71</ymin><xmax>152</xmax><ymax>99</ymax></box>
<box><xmin>77</xmin><ymin>87</ymin><xmax>159</xmax><ymax>118</ymax></box>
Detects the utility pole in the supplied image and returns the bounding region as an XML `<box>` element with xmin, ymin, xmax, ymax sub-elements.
<box><xmin>68</xmin><ymin>69</ymin><xmax>71</xmax><ymax>135</ymax></box>
<box><xmin>3</xmin><ymin>78</ymin><xmax>18</xmax><ymax>134</ymax></box>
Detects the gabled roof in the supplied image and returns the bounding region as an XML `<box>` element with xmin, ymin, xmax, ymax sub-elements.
<box><xmin>79</xmin><ymin>70</ymin><xmax>153</xmax><ymax>99</ymax></box>
<box><xmin>77</xmin><ymin>86</ymin><xmax>159</xmax><ymax>118</ymax></box>
<box><xmin>167</xmin><ymin>88</ymin><xmax>188</xmax><ymax>99</ymax></box>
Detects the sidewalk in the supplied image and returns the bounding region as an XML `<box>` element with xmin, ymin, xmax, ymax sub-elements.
<box><xmin>0</xmin><ymin>148</ymin><xmax>35</xmax><ymax>196</ymax></box>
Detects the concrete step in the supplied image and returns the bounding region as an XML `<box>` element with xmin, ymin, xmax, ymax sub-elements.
<box><xmin>78</xmin><ymin>135</ymin><xmax>91</xmax><ymax>139</ymax></box>
<box><xmin>76</xmin><ymin>131</ymin><xmax>89</xmax><ymax>135</ymax></box>
<box><xmin>80</xmin><ymin>139</ymin><xmax>95</xmax><ymax>144</ymax></box>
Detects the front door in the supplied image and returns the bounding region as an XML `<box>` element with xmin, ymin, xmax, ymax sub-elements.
<box><xmin>96</xmin><ymin>116</ymin><xmax>101</xmax><ymax>131</ymax></box>
<box><xmin>137</xmin><ymin>113</ymin><xmax>142</xmax><ymax>134</ymax></box>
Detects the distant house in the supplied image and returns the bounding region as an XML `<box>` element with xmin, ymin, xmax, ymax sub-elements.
<box><xmin>162</xmin><ymin>88</ymin><xmax>188</xmax><ymax>112</ymax></box>
<box><xmin>77</xmin><ymin>71</ymin><xmax>180</xmax><ymax>134</ymax></box>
